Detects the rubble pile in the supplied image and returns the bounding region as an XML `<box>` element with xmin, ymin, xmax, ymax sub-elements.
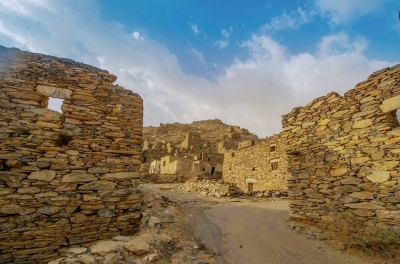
<box><xmin>176</xmin><ymin>178</ymin><xmax>230</xmax><ymax>197</ymax></box>
<box><xmin>51</xmin><ymin>191</ymin><xmax>213</xmax><ymax>264</ymax></box>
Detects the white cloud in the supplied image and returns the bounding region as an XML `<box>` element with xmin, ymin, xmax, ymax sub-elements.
<box><xmin>186</xmin><ymin>46</ymin><xmax>206</xmax><ymax>65</ymax></box>
<box><xmin>132</xmin><ymin>31</ymin><xmax>144</xmax><ymax>41</ymax></box>
<box><xmin>222</xmin><ymin>29</ymin><xmax>230</xmax><ymax>38</ymax></box>
<box><xmin>214</xmin><ymin>40</ymin><xmax>228</xmax><ymax>49</ymax></box>
<box><xmin>189</xmin><ymin>23</ymin><xmax>199</xmax><ymax>35</ymax></box>
<box><xmin>222</xmin><ymin>27</ymin><xmax>233</xmax><ymax>39</ymax></box>
<box><xmin>315</xmin><ymin>0</ymin><xmax>383</xmax><ymax>24</ymax></box>
<box><xmin>317</xmin><ymin>32</ymin><xmax>368</xmax><ymax>56</ymax></box>
<box><xmin>263</xmin><ymin>7</ymin><xmax>315</xmax><ymax>31</ymax></box>
<box><xmin>0</xmin><ymin>0</ymin><xmax>53</xmax><ymax>16</ymax></box>
<box><xmin>0</xmin><ymin>1</ymin><xmax>396</xmax><ymax>138</ymax></box>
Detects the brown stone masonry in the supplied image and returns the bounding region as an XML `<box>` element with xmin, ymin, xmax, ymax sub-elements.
<box><xmin>0</xmin><ymin>46</ymin><xmax>143</xmax><ymax>262</ymax></box>
<box><xmin>281</xmin><ymin>65</ymin><xmax>400</xmax><ymax>227</ymax></box>
<box><xmin>223</xmin><ymin>134</ymin><xmax>288</xmax><ymax>192</ymax></box>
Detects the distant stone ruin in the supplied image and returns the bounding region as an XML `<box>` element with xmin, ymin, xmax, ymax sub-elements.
<box><xmin>282</xmin><ymin>65</ymin><xmax>400</xmax><ymax>227</ymax></box>
<box><xmin>223</xmin><ymin>134</ymin><xmax>288</xmax><ymax>192</ymax></box>
<box><xmin>0</xmin><ymin>46</ymin><xmax>143</xmax><ymax>262</ymax></box>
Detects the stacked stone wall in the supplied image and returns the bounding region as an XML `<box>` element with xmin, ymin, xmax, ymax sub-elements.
<box><xmin>180</xmin><ymin>131</ymin><xmax>201</xmax><ymax>153</ymax></box>
<box><xmin>281</xmin><ymin>65</ymin><xmax>400</xmax><ymax>227</ymax></box>
<box><xmin>223</xmin><ymin>134</ymin><xmax>288</xmax><ymax>192</ymax></box>
<box><xmin>201</xmin><ymin>153</ymin><xmax>224</xmax><ymax>164</ymax></box>
<box><xmin>0</xmin><ymin>46</ymin><xmax>143</xmax><ymax>262</ymax></box>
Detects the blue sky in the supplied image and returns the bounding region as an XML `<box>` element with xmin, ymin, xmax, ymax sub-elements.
<box><xmin>0</xmin><ymin>0</ymin><xmax>399</xmax><ymax>137</ymax></box>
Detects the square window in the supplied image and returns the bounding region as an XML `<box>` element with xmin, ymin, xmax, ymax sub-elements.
<box><xmin>270</xmin><ymin>146</ymin><xmax>276</xmax><ymax>152</ymax></box>
<box><xmin>252</xmin><ymin>166</ymin><xmax>256</xmax><ymax>171</ymax></box>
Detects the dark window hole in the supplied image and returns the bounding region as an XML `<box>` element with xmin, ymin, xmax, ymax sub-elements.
<box><xmin>57</xmin><ymin>134</ymin><xmax>73</xmax><ymax>147</ymax></box>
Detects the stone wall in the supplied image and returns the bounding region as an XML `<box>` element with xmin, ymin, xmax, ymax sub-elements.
<box><xmin>223</xmin><ymin>134</ymin><xmax>288</xmax><ymax>192</ymax></box>
<box><xmin>0</xmin><ymin>46</ymin><xmax>143</xmax><ymax>262</ymax></box>
<box><xmin>281</xmin><ymin>65</ymin><xmax>400</xmax><ymax>227</ymax></box>
<box><xmin>160</xmin><ymin>155</ymin><xmax>192</xmax><ymax>175</ymax></box>
<box><xmin>201</xmin><ymin>152</ymin><xmax>224</xmax><ymax>164</ymax></box>
<box><xmin>180</xmin><ymin>131</ymin><xmax>201</xmax><ymax>153</ymax></box>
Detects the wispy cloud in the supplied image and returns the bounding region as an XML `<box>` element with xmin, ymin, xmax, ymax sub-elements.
<box><xmin>315</xmin><ymin>0</ymin><xmax>384</xmax><ymax>24</ymax></box>
<box><xmin>186</xmin><ymin>46</ymin><xmax>206</xmax><ymax>65</ymax></box>
<box><xmin>214</xmin><ymin>40</ymin><xmax>228</xmax><ymax>49</ymax></box>
<box><xmin>189</xmin><ymin>23</ymin><xmax>199</xmax><ymax>35</ymax></box>
<box><xmin>215</xmin><ymin>27</ymin><xmax>232</xmax><ymax>49</ymax></box>
<box><xmin>262</xmin><ymin>7</ymin><xmax>315</xmax><ymax>31</ymax></box>
<box><xmin>222</xmin><ymin>27</ymin><xmax>233</xmax><ymax>38</ymax></box>
<box><xmin>132</xmin><ymin>31</ymin><xmax>144</xmax><ymax>41</ymax></box>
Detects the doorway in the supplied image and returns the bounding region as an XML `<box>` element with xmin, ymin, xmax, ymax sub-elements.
<box><xmin>248</xmin><ymin>182</ymin><xmax>253</xmax><ymax>192</ymax></box>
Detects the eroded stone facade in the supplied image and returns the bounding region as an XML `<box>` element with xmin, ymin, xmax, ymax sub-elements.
<box><xmin>223</xmin><ymin>134</ymin><xmax>288</xmax><ymax>192</ymax></box>
<box><xmin>281</xmin><ymin>65</ymin><xmax>400</xmax><ymax>227</ymax></box>
<box><xmin>0</xmin><ymin>46</ymin><xmax>143</xmax><ymax>262</ymax></box>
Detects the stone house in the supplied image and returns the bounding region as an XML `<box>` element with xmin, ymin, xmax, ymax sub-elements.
<box><xmin>223</xmin><ymin>134</ymin><xmax>288</xmax><ymax>192</ymax></box>
<box><xmin>0</xmin><ymin>46</ymin><xmax>143</xmax><ymax>262</ymax></box>
<box><xmin>281</xmin><ymin>65</ymin><xmax>400</xmax><ymax>227</ymax></box>
<box><xmin>149</xmin><ymin>160</ymin><xmax>161</xmax><ymax>174</ymax></box>
<box><xmin>180</xmin><ymin>131</ymin><xmax>201</xmax><ymax>153</ymax></box>
<box><xmin>159</xmin><ymin>155</ymin><xmax>193</xmax><ymax>174</ymax></box>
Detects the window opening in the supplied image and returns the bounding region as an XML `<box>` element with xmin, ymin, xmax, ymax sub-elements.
<box><xmin>163</xmin><ymin>161</ymin><xmax>166</xmax><ymax>166</ymax></box>
<box><xmin>271</xmin><ymin>162</ymin><xmax>278</xmax><ymax>171</ymax></box>
<box><xmin>57</xmin><ymin>134</ymin><xmax>73</xmax><ymax>147</ymax></box>
<box><xmin>47</xmin><ymin>97</ymin><xmax>64</xmax><ymax>113</ymax></box>
<box><xmin>270</xmin><ymin>145</ymin><xmax>276</xmax><ymax>152</ymax></box>
<box><xmin>252</xmin><ymin>166</ymin><xmax>256</xmax><ymax>171</ymax></box>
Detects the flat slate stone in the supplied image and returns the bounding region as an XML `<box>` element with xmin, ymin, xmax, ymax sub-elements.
<box><xmin>62</xmin><ymin>173</ymin><xmax>97</xmax><ymax>182</ymax></box>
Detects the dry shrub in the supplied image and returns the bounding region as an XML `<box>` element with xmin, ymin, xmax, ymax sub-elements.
<box><xmin>331</xmin><ymin>212</ymin><xmax>400</xmax><ymax>251</ymax></box>
<box><xmin>139</xmin><ymin>163</ymin><xmax>149</xmax><ymax>173</ymax></box>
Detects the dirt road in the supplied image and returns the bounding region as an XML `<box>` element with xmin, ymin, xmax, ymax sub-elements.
<box><xmin>203</xmin><ymin>202</ymin><xmax>369</xmax><ymax>264</ymax></box>
<box><xmin>140</xmin><ymin>184</ymin><xmax>376</xmax><ymax>264</ymax></box>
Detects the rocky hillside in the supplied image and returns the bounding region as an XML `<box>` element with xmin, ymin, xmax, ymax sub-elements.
<box><xmin>143</xmin><ymin>119</ymin><xmax>259</xmax><ymax>150</ymax></box>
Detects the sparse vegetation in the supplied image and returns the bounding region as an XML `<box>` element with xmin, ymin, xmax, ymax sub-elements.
<box><xmin>331</xmin><ymin>212</ymin><xmax>400</xmax><ymax>251</ymax></box>
<box><xmin>139</xmin><ymin>163</ymin><xmax>149</xmax><ymax>173</ymax></box>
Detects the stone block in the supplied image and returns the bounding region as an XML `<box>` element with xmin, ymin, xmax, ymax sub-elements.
<box><xmin>29</xmin><ymin>171</ymin><xmax>56</xmax><ymax>183</ymax></box>
<box><xmin>380</xmin><ymin>95</ymin><xmax>400</xmax><ymax>112</ymax></box>
<box><xmin>366</xmin><ymin>171</ymin><xmax>390</xmax><ymax>183</ymax></box>
<box><xmin>330</xmin><ymin>168</ymin><xmax>347</xmax><ymax>177</ymax></box>
<box><xmin>125</xmin><ymin>237</ymin><xmax>149</xmax><ymax>255</ymax></box>
<box><xmin>100</xmin><ymin>172</ymin><xmax>140</xmax><ymax>181</ymax></box>
<box><xmin>62</xmin><ymin>173</ymin><xmax>98</xmax><ymax>182</ymax></box>
<box><xmin>344</xmin><ymin>202</ymin><xmax>384</xmax><ymax>210</ymax></box>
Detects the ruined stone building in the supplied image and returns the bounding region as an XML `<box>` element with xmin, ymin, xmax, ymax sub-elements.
<box><xmin>282</xmin><ymin>65</ymin><xmax>400</xmax><ymax>227</ymax></box>
<box><xmin>223</xmin><ymin>134</ymin><xmax>288</xmax><ymax>192</ymax></box>
<box><xmin>160</xmin><ymin>155</ymin><xmax>193</xmax><ymax>175</ymax></box>
<box><xmin>0</xmin><ymin>46</ymin><xmax>143</xmax><ymax>262</ymax></box>
<box><xmin>142</xmin><ymin>140</ymin><xmax>179</xmax><ymax>163</ymax></box>
<box><xmin>197</xmin><ymin>152</ymin><xmax>224</xmax><ymax>178</ymax></box>
<box><xmin>180</xmin><ymin>131</ymin><xmax>202</xmax><ymax>153</ymax></box>
<box><xmin>149</xmin><ymin>131</ymin><xmax>225</xmax><ymax>178</ymax></box>
<box><xmin>149</xmin><ymin>160</ymin><xmax>161</xmax><ymax>174</ymax></box>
